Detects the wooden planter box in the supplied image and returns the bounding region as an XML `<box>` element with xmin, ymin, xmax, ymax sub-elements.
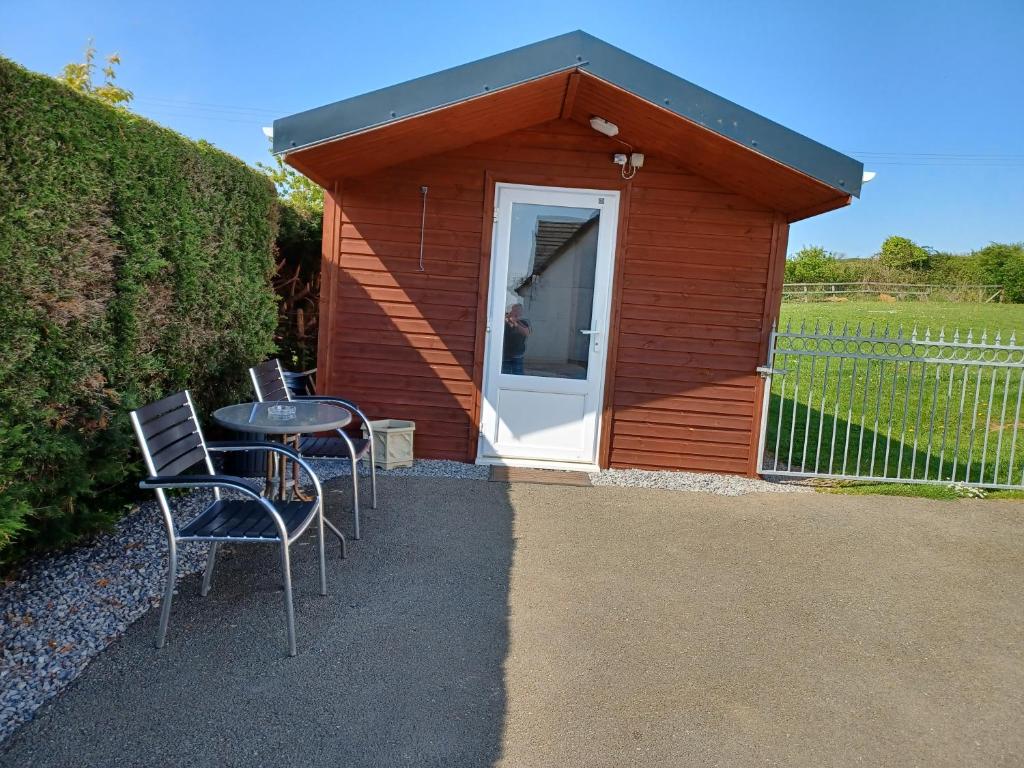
<box><xmin>362</xmin><ymin>419</ymin><xmax>415</xmax><ymax>469</ymax></box>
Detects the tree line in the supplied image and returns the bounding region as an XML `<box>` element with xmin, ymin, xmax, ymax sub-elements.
<box><xmin>785</xmin><ymin>237</ymin><xmax>1024</xmax><ymax>302</ymax></box>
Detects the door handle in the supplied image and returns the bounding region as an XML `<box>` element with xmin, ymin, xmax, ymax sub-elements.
<box><xmin>579</xmin><ymin>329</ymin><xmax>601</xmax><ymax>335</ymax></box>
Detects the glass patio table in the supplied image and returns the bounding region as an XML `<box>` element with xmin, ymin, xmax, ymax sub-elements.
<box><xmin>212</xmin><ymin>400</ymin><xmax>352</xmax><ymax>503</ymax></box>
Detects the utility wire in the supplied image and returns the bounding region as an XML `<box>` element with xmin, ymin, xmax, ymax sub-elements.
<box><xmin>852</xmin><ymin>151</ymin><xmax>1024</xmax><ymax>167</ymax></box>
<box><xmin>140</xmin><ymin>109</ymin><xmax>269</xmax><ymax>126</ymax></box>
<box><xmin>851</xmin><ymin>154</ymin><xmax>1019</xmax><ymax>159</ymax></box>
<box><xmin>133</xmin><ymin>96</ymin><xmax>286</xmax><ymax>115</ymax></box>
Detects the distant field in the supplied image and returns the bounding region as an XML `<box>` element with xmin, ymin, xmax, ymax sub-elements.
<box><xmin>779</xmin><ymin>300</ymin><xmax>1024</xmax><ymax>338</ymax></box>
<box><xmin>765</xmin><ymin>301</ymin><xmax>1024</xmax><ymax>487</ymax></box>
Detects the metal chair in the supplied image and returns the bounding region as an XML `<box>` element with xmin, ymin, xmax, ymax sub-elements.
<box><xmin>283</xmin><ymin>367</ymin><xmax>317</xmax><ymax>398</ymax></box>
<box><xmin>249</xmin><ymin>359</ymin><xmax>377</xmax><ymax>540</ymax></box>
<box><xmin>130</xmin><ymin>390</ymin><xmax>342</xmax><ymax>657</ymax></box>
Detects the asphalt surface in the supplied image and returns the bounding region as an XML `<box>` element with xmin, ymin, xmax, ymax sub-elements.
<box><xmin>2</xmin><ymin>478</ymin><xmax>1021</xmax><ymax>767</ymax></box>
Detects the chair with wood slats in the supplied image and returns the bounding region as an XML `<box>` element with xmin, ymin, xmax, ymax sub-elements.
<box><xmin>130</xmin><ymin>390</ymin><xmax>343</xmax><ymax>657</ymax></box>
<box><xmin>282</xmin><ymin>367</ymin><xmax>317</xmax><ymax>398</ymax></box>
<box><xmin>250</xmin><ymin>359</ymin><xmax>376</xmax><ymax>540</ymax></box>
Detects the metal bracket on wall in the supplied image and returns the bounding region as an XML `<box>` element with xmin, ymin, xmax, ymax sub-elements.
<box><xmin>418</xmin><ymin>186</ymin><xmax>428</xmax><ymax>271</ymax></box>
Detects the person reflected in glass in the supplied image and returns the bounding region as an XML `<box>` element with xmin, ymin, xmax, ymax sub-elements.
<box><xmin>502</xmin><ymin>303</ymin><xmax>532</xmax><ymax>375</ymax></box>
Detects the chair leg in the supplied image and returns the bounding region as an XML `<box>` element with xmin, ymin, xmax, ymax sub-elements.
<box><xmin>368</xmin><ymin>435</ymin><xmax>378</xmax><ymax>510</ymax></box>
<box><xmin>317</xmin><ymin>503</ymin><xmax>327</xmax><ymax>597</ymax></box>
<box><xmin>156</xmin><ymin>542</ymin><xmax>177</xmax><ymax>649</ymax></box>
<box><xmin>200</xmin><ymin>542</ymin><xmax>219</xmax><ymax>597</ymax></box>
<box><xmin>369</xmin><ymin>457</ymin><xmax>378</xmax><ymax>510</ymax></box>
<box><xmin>324</xmin><ymin>518</ymin><xmax>347</xmax><ymax>558</ymax></box>
<box><xmin>350</xmin><ymin>463</ymin><xmax>361</xmax><ymax>540</ymax></box>
<box><xmin>280</xmin><ymin>542</ymin><xmax>297</xmax><ymax>657</ymax></box>
<box><xmin>335</xmin><ymin>431</ymin><xmax>362</xmax><ymax>540</ymax></box>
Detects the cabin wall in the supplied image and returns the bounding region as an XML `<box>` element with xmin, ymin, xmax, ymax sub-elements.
<box><xmin>318</xmin><ymin>118</ymin><xmax>785</xmax><ymax>473</ymax></box>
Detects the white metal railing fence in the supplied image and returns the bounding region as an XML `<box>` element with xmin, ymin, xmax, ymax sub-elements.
<box><xmin>782</xmin><ymin>282</ymin><xmax>1004</xmax><ymax>303</ymax></box>
<box><xmin>757</xmin><ymin>322</ymin><xmax>1024</xmax><ymax>488</ymax></box>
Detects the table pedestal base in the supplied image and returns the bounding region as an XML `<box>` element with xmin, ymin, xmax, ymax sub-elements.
<box><xmin>263</xmin><ymin>435</ymin><xmax>313</xmax><ymax>502</ymax></box>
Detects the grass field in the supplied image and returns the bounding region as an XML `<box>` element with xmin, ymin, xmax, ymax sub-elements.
<box><xmin>779</xmin><ymin>300</ymin><xmax>1024</xmax><ymax>337</ymax></box>
<box><xmin>765</xmin><ymin>301</ymin><xmax>1024</xmax><ymax>489</ymax></box>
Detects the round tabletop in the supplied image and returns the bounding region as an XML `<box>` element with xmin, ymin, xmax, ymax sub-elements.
<box><xmin>212</xmin><ymin>401</ymin><xmax>352</xmax><ymax>435</ymax></box>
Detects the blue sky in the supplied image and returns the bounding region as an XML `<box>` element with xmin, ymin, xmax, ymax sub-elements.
<box><xmin>2</xmin><ymin>0</ymin><xmax>1021</xmax><ymax>258</ymax></box>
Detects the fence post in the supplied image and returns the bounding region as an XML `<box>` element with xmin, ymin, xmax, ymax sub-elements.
<box><xmin>754</xmin><ymin>325</ymin><xmax>778</xmax><ymax>476</ymax></box>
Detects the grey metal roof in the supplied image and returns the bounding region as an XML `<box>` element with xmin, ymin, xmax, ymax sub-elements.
<box><xmin>273</xmin><ymin>31</ymin><xmax>862</xmax><ymax>197</ymax></box>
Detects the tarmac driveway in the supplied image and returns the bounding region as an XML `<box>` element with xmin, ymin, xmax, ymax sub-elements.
<box><xmin>2</xmin><ymin>477</ymin><xmax>1021</xmax><ymax>767</ymax></box>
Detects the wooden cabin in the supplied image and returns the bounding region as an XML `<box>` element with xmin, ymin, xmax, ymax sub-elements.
<box><xmin>273</xmin><ymin>31</ymin><xmax>862</xmax><ymax>475</ymax></box>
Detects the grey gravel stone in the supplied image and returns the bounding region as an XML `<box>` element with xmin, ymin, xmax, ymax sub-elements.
<box><xmin>0</xmin><ymin>491</ymin><xmax>221</xmax><ymax>744</ymax></box>
<box><xmin>310</xmin><ymin>456</ymin><xmax>810</xmax><ymax>496</ymax></box>
<box><xmin>308</xmin><ymin>458</ymin><xmax>490</xmax><ymax>482</ymax></box>
<box><xmin>589</xmin><ymin>467</ymin><xmax>811</xmax><ymax>495</ymax></box>
<box><xmin>313</xmin><ymin>458</ymin><xmax>805</xmax><ymax>495</ymax></box>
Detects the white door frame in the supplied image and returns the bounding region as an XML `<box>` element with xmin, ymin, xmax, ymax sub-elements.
<box><xmin>476</xmin><ymin>182</ymin><xmax>620</xmax><ymax>471</ymax></box>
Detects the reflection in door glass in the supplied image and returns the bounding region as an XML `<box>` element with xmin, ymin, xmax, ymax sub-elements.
<box><xmin>502</xmin><ymin>203</ymin><xmax>600</xmax><ymax>379</ymax></box>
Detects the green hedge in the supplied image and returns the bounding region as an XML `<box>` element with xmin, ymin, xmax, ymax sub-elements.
<box><xmin>0</xmin><ymin>58</ymin><xmax>278</xmax><ymax>562</ymax></box>
<box><xmin>785</xmin><ymin>241</ymin><xmax>1024</xmax><ymax>302</ymax></box>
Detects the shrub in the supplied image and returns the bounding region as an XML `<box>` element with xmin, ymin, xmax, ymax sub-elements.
<box><xmin>783</xmin><ymin>239</ymin><xmax>1015</xmax><ymax>303</ymax></box>
<box><xmin>784</xmin><ymin>246</ymin><xmax>851</xmax><ymax>284</ymax></box>
<box><xmin>878</xmin><ymin>235</ymin><xmax>932</xmax><ymax>271</ymax></box>
<box><xmin>929</xmin><ymin>251</ymin><xmax>987</xmax><ymax>285</ymax></box>
<box><xmin>852</xmin><ymin>258</ymin><xmax>916</xmax><ymax>285</ymax></box>
<box><xmin>976</xmin><ymin>243</ymin><xmax>1024</xmax><ymax>303</ymax></box>
<box><xmin>0</xmin><ymin>58</ymin><xmax>278</xmax><ymax>562</ymax></box>
<box><xmin>273</xmin><ymin>202</ymin><xmax>322</xmax><ymax>370</ymax></box>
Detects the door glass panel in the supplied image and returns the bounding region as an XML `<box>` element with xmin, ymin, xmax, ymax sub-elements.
<box><xmin>502</xmin><ymin>203</ymin><xmax>600</xmax><ymax>380</ymax></box>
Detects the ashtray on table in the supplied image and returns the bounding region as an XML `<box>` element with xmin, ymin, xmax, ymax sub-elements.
<box><xmin>267</xmin><ymin>404</ymin><xmax>296</xmax><ymax>420</ymax></box>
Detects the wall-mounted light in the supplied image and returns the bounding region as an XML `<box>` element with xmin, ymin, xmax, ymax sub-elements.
<box><xmin>589</xmin><ymin>116</ymin><xmax>619</xmax><ymax>137</ymax></box>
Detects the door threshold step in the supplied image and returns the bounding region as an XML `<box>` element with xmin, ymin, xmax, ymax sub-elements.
<box><xmin>489</xmin><ymin>466</ymin><xmax>592</xmax><ymax>486</ymax></box>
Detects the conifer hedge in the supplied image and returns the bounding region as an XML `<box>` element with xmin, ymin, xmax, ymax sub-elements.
<box><xmin>0</xmin><ymin>58</ymin><xmax>279</xmax><ymax>561</ymax></box>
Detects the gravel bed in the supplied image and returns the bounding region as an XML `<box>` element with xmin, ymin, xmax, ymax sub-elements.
<box><xmin>309</xmin><ymin>458</ymin><xmax>490</xmax><ymax>482</ymax></box>
<box><xmin>589</xmin><ymin>467</ymin><xmax>812</xmax><ymax>495</ymax></box>
<box><xmin>0</xmin><ymin>491</ymin><xmax>218</xmax><ymax>744</ymax></box>
<box><xmin>320</xmin><ymin>457</ymin><xmax>808</xmax><ymax>495</ymax></box>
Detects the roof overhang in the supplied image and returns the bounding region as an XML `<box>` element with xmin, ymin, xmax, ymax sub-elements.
<box><xmin>274</xmin><ymin>31</ymin><xmax>862</xmax><ymax>219</ymax></box>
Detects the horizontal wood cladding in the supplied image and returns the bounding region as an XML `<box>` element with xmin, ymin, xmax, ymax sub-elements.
<box><xmin>606</xmin><ymin>158</ymin><xmax>772</xmax><ymax>473</ymax></box>
<box><xmin>320</xmin><ymin>118</ymin><xmax>778</xmax><ymax>472</ymax></box>
<box><xmin>567</xmin><ymin>71</ymin><xmax>847</xmax><ymax>218</ymax></box>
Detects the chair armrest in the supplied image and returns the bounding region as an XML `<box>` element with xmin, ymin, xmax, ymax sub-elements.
<box><xmin>141</xmin><ymin>474</ymin><xmax>265</xmax><ymax>500</ymax></box>
<box><xmin>294</xmin><ymin>394</ymin><xmax>359</xmax><ymax>411</ymax></box>
<box><xmin>294</xmin><ymin>396</ymin><xmax>377</xmax><ymax>453</ymax></box>
<box><xmin>206</xmin><ymin>441</ymin><xmax>323</xmax><ymax>499</ymax></box>
<box><xmin>294</xmin><ymin>397</ymin><xmax>374</xmax><ymax>450</ymax></box>
<box><xmin>207</xmin><ymin>440</ymin><xmax>301</xmax><ymax>461</ymax></box>
<box><xmin>293</xmin><ymin>395</ymin><xmax>374</xmax><ymax>439</ymax></box>
<box><xmin>140</xmin><ymin>475</ymin><xmax>289</xmax><ymax>538</ymax></box>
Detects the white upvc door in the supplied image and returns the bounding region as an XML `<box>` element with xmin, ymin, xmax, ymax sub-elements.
<box><xmin>477</xmin><ymin>183</ymin><xmax>620</xmax><ymax>470</ymax></box>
